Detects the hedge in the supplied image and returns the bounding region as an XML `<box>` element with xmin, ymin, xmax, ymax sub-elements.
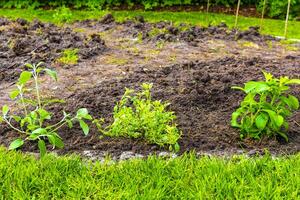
<box><xmin>0</xmin><ymin>0</ymin><xmax>299</xmax><ymax>19</ymax></box>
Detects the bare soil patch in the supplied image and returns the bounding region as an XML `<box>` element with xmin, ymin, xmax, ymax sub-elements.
<box><xmin>0</xmin><ymin>16</ymin><xmax>299</xmax><ymax>157</ymax></box>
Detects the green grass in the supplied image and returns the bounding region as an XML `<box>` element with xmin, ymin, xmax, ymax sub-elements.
<box><xmin>0</xmin><ymin>9</ymin><xmax>299</xmax><ymax>39</ymax></box>
<box><xmin>0</xmin><ymin>147</ymin><xmax>299</xmax><ymax>199</ymax></box>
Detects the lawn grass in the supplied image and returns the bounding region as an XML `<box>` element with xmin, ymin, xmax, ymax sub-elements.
<box><xmin>0</xmin><ymin>147</ymin><xmax>299</xmax><ymax>199</ymax></box>
<box><xmin>0</xmin><ymin>9</ymin><xmax>300</xmax><ymax>39</ymax></box>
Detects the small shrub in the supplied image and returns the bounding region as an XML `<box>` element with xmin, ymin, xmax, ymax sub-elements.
<box><xmin>57</xmin><ymin>49</ymin><xmax>79</xmax><ymax>65</ymax></box>
<box><xmin>103</xmin><ymin>83</ymin><xmax>181</xmax><ymax>151</ymax></box>
<box><xmin>231</xmin><ymin>71</ymin><xmax>300</xmax><ymax>141</ymax></box>
<box><xmin>0</xmin><ymin>63</ymin><xmax>92</xmax><ymax>157</ymax></box>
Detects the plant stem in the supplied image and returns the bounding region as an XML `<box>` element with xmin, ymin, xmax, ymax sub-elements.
<box><xmin>52</xmin><ymin>117</ymin><xmax>76</xmax><ymax>133</ymax></box>
<box><xmin>4</xmin><ymin>118</ymin><xmax>27</xmax><ymax>134</ymax></box>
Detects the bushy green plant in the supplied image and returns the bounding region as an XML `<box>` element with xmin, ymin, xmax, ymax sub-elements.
<box><xmin>0</xmin><ymin>63</ymin><xmax>92</xmax><ymax>157</ymax></box>
<box><xmin>103</xmin><ymin>83</ymin><xmax>181</xmax><ymax>151</ymax></box>
<box><xmin>231</xmin><ymin>71</ymin><xmax>300</xmax><ymax>141</ymax></box>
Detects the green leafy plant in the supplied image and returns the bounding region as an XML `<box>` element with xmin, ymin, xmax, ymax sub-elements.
<box><xmin>102</xmin><ymin>83</ymin><xmax>181</xmax><ymax>151</ymax></box>
<box><xmin>0</xmin><ymin>63</ymin><xmax>92</xmax><ymax>157</ymax></box>
<box><xmin>53</xmin><ymin>6</ymin><xmax>73</xmax><ymax>23</ymax></box>
<box><xmin>57</xmin><ymin>48</ymin><xmax>79</xmax><ymax>65</ymax></box>
<box><xmin>231</xmin><ymin>71</ymin><xmax>300</xmax><ymax>141</ymax></box>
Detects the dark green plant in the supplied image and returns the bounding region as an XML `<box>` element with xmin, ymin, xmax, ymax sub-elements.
<box><xmin>231</xmin><ymin>71</ymin><xmax>300</xmax><ymax>141</ymax></box>
<box><xmin>0</xmin><ymin>63</ymin><xmax>92</xmax><ymax>157</ymax></box>
<box><xmin>102</xmin><ymin>83</ymin><xmax>181</xmax><ymax>151</ymax></box>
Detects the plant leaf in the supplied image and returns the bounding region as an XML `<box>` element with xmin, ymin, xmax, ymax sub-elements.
<box><xmin>277</xmin><ymin>131</ymin><xmax>288</xmax><ymax>142</ymax></box>
<box><xmin>9</xmin><ymin>139</ymin><xmax>24</xmax><ymax>150</ymax></box>
<box><xmin>2</xmin><ymin>105</ymin><xmax>9</xmax><ymax>116</ymax></box>
<box><xmin>285</xmin><ymin>79</ymin><xmax>300</xmax><ymax>85</ymax></box>
<box><xmin>288</xmin><ymin>95</ymin><xmax>299</xmax><ymax>110</ymax></box>
<box><xmin>76</xmin><ymin>108</ymin><xmax>92</xmax><ymax>120</ymax></box>
<box><xmin>38</xmin><ymin>140</ymin><xmax>47</xmax><ymax>158</ymax></box>
<box><xmin>79</xmin><ymin>120</ymin><xmax>89</xmax><ymax>136</ymax></box>
<box><xmin>231</xmin><ymin>112</ymin><xmax>241</xmax><ymax>127</ymax></box>
<box><xmin>44</xmin><ymin>69</ymin><xmax>58</xmax><ymax>81</ymax></box>
<box><xmin>18</xmin><ymin>71</ymin><xmax>32</xmax><ymax>85</ymax></box>
<box><xmin>255</xmin><ymin>113</ymin><xmax>268</xmax><ymax>130</ymax></box>
<box><xmin>47</xmin><ymin>134</ymin><xmax>64</xmax><ymax>149</ymax></box>
<box><xmin>9</xmin><ymin>89</ymin><xmax>20</xmax><ymax>100</ymax></box>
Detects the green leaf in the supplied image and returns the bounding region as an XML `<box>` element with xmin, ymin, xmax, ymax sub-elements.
<box><xmin>277</xmin><ymin>131</ymin><xmax>288</xmax><ymax>142</ymax></box>
<box><xmin>79</xmin><ymin>120</ymin><xmax>89</xmax><ymax>136</ymax></box>
<box><xmin>38</xmin><ymin>140</ymin><xmax>47</xmax><ymax>158</ymax></box>
<box><xmin>275</xmin><ymin>115</ymin><xmax>284</xmax><ymax>128</ymax></box>
<box><xmin>244</xmin><ymin>81</ymin><xmax>269</xmax><ymax>93</ymax></box>
<box><xmin>2</xmin><ymin>105</ymin><xmax>9</xmax><ymax>116</ymax></box>
<box><xmin>285</xmin><ymin>79</ymin><xmax>300</xmax><ymax>85</ymax></box>
<box><xmin>231</xmin><ymin>86</ymin><xmax>245</xmax><ymax>91</ymax></box>
<box><xmin>262</xmin><ymin>71</ymin><xmax>273</xmax><ymax>82</ymax></box>
<box><xmin>44</xmin><ymin>69</ymin><xmax>58</xmax><ymax>81</ymax></box>
<box><xmin>47</xmin><ymin>134</ymin><xmax>64</xmax><ymax>149</ymax></box>
<box><xmin>9</xmin><ymin>89</ymin><xmax>20</xmax><ymax>100</ymax></box>
<box><xmin>174</xmin><ymin>142</ymin><xmax>180</xmax><ymax>152</ymax></box>
<box><xmin>255</xmin><ymin>113</ymin><xmax>268</xmax><ymax>130</ymax></box>
<box><xmin>66</xmin><ymin>119</ymin><xmax>73</xmax><ymax>128</ymax></box>
<box><xmin>263</xmin><ymin>110</ymin><xmax>284</xmax><ymax>128</ymax></box>
<box><xmin>32</xmin><ymin>128</ymin><xmax>48</xmax><ymax>135</ymax></box>
<box><xmin>18</xmin><ymin>71</ymin><xmax>32</xmax><ymax>85</ymax></box>
<box><xmin>231</xmin><ymin>112</ymin><xmax>241</xmax><ymax>127</ymax></box>
<box><xmin>37</xmin><ymin>108</ymin><xmax>51</xmax><ymax>120</ymax></box>
<box><xmin>288</xmin><ymin>95</ymin><xmax>299</xmax><ymax>110</ymax></box>
<box><xmin>76</xmin><ymin>108</ymin><xmax>92</xmax><ymax>120</ymax></box>
<box><xmin>9</xmin><ymin>139</ymin><xmax>24</xmax><ymax>150</ymax></box>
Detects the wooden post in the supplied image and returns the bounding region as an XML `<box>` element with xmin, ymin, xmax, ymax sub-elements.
<box><xmin>206</xmin><ymin>0</ymin><xmax>210</xmax><ymax>24</ymax></box>
<box><xmin>260</xmin><ymin>0</ymin><xmax>267</xmax><ymax>30</ymax></box>
<box><xmin>234</xmin><ymin>0</ymin><xmax>241</xmax><ymax>29</ymax></box>
<box><xmin>284</xmin><ymin>0</ymin><xmax>291</xmax><ymax>39</ymax></box>
<box><xmin>207</xmin><ymin>0</ymin><xmax>210</xmax><ymax>13</ymax></box>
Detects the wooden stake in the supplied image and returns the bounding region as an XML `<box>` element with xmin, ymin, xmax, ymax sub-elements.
<box><xmin>284</xmin><ymin>0</ymin><xmax>291</xmax><ymax>39</ymax></box>
<box><xmin>206</xmin><ymin>0</ymin><xmax>210</xmax><ymax>24</ymax></box>
<box><xmin>234</xmin><ymin>0</ymin><xmax>241</xmax><ymax>29</ymax></box>
<box><xmin>207</xmin><ymin>0</ymin><xmax>210</xmax><ymax>13</ymax></box>
<box><xmin>260</xmin><ymin>0</ymin><xmax>267</xmax><ymax>30</ymax></box>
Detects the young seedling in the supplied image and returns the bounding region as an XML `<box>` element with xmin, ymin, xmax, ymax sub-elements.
<box><xmin>102</xmin><ymin>83</ymin><xmax>181</xmax><ymax>152</ymax></box>
<box><xmin>231</xmin><ymin>71</ymin><xmax>300</xmax><ymax>141</ymax></box>
<box><xmin>0</xmin><ymin>63</ymin><xmax>92</xmax><ymax>157</ymax></box>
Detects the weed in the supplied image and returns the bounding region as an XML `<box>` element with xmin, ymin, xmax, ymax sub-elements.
<box><xmin>102</xmin><ymin>83</ymin><xmax>181</xmax><ymax>151</ymax></box>
<box><xmin>0</xmin><ymin>63</ymin><xmax>92</xmax><ymax>157</ymax></box>
<box><xmin>57</xmin><ymin>49</ymin><xmax>79</xmax><ymax>65</ymax></box>
<box><xmin>231</xmin><ymin>71</ymin><xmax>300</xmax><ymax>141</ymax></box>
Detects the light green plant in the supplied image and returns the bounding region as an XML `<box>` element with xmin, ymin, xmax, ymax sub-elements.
<box><xmin>0</xmin><ymin>63</ymin><xmax>92</xmax><ymax>157</ymax></box>
<box><xmin>53</xmin><ymin>6</ymin><xmax>73</xmax><ymax>23</ymax></box>
<box><xmin>231</xmin><ymin>71</ymin><xmax>300</xmax><ymax>141</ymax></box>
<box><xmin>102</xmin><ymin>83</ymin><xmax>181</xmax><ymax>151</ymax></box>
<box><xmin>57</xmin><ymin>49</ymin><xmax>79</xmax><ymax>65</ymax></box>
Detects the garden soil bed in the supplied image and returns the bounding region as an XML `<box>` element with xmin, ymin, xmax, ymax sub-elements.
<box><xmin>0</xmin><ymin>15</ymin><xmax>299</xmax><ymax>159</ymax></box>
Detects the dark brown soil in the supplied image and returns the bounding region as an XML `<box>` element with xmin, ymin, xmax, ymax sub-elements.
<box><xmin>75</xmin><ymin>14</ymin><xmax>277</xmax><ymax>45</ymax></box>
<box><xmin>0</xmin><ymin>18</ymin><xmax>106</xmax><ymax>83</ymax></box>
<box><xmin>0</xmin><ymin>16</ymin><xmax>299</xmax><ymax>157</ymax></box>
